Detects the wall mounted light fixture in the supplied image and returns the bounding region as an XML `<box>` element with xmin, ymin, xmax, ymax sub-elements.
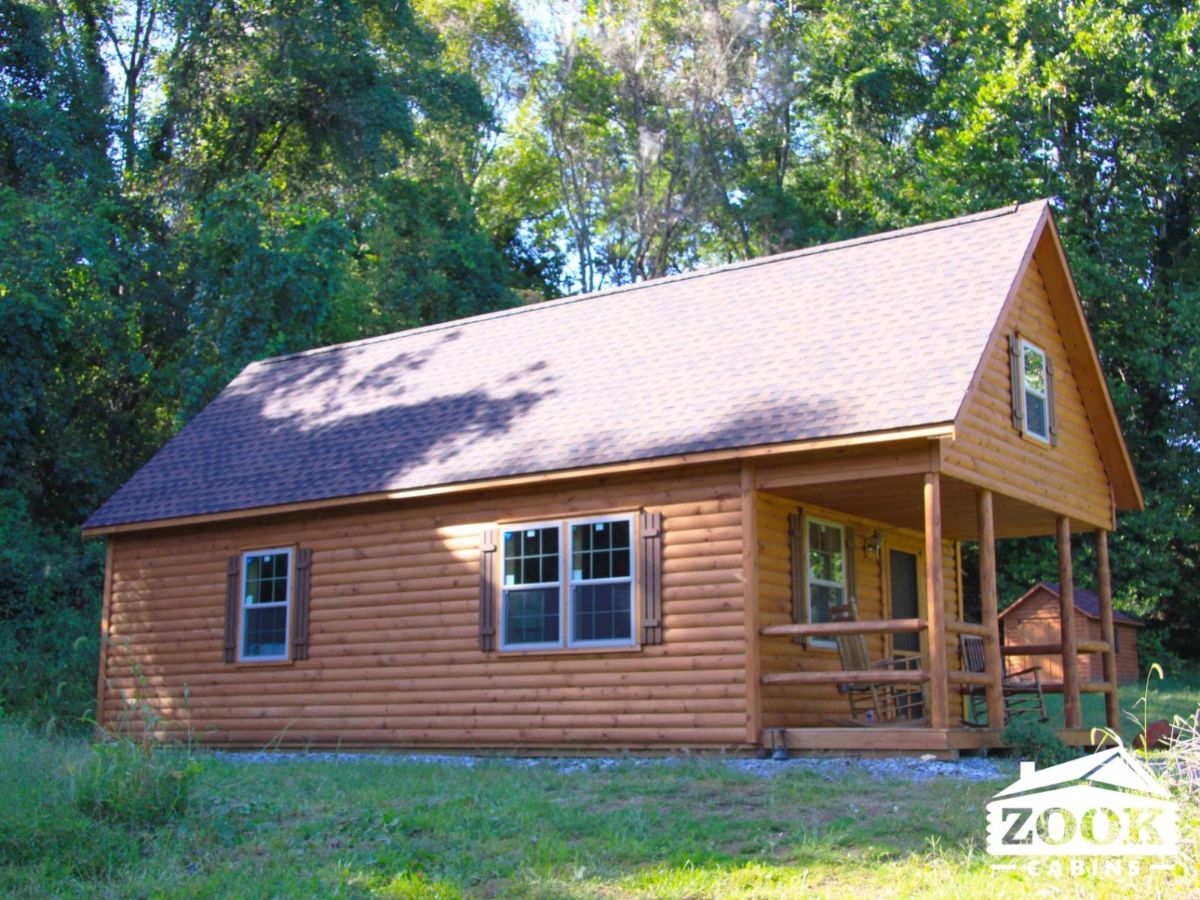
<box><xmin>864</xmin><ymin>529</ymin><xmax>883</xmax><ymax>562</ymax></box>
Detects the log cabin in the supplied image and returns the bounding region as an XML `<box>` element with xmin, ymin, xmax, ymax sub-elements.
<box><xmin>1000</xmin><ymin>582</ymin><xmax>1142</xmax><ymax>686</ymax></box>
<box><xmin>83</xmin><ymin>200</ymin><xmax>1142</xmax><ymax>756</ymax></box>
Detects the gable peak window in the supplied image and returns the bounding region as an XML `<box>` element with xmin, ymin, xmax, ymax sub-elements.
<box><xmin>1010</xmin><ymin>335</ymin><xmax>1057</xmax><ymax>445</ymax></box>
<box><xmin>240</xmin><ymin>548</ymin><xmax>293</xmax><ymax>661</ymax></box>
<box><xmin>1021</xmin><ymin>340</ymin><xmax>1050</xmax><ymax>442</ymax></box>
<box><xmin>499</xmin><ymin>515</ymin><xmax>636</xmax><ymax>651</ymax></box>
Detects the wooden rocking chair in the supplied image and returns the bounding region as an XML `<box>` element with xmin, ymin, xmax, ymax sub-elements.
<box><xmin>960</xmin><ymin>634</ymin><xmax>1049</xmax><ymax>726</ymax></box>
<box><xmin>829</xmin><ymin>598</ymin><xmax>926</xmax><ymax>726</ymax></box>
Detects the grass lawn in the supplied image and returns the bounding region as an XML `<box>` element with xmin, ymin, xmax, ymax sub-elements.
<box><xmin>2</xmin><ymin>670</ymin><xmax>1199</xmax><ymax>898</ymax></box>
<box><xmin>1040</xmin><ymin>665</ymin><xmax>1200</xmax><ymax>741</ymax></box>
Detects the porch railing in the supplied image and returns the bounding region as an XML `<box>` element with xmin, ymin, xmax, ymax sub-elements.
<box><xmin>1000</xmin><ymin>642</ymin><xmax>1116</xmax><ymax>694</ymax></box>
<box><xmin>759</xmin><ymin>620</ymin><xmax>930</xmax><ymax>686</ymax></box>
<box><xmin>759</xmin><ymin>612</ymin><xmax>1119</xmax><ymax>729</ymax></box>
<box><xmin>759</xmin><ymin>617</ymin><xmax>1008</xmax><ymax>721</ymax></box>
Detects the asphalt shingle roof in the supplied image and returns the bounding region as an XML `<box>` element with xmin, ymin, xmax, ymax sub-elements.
<box><xmin>85</xmin><ymin>201</ymin><xmax>1049</xmax><ymax>530</ymax></box>
<box><xmin>999</xmin><ymin>582</ymin><xmax>1142</xmax><ymax>625</ymax></box>
<box><xmin>1046</xmin><ymin>583</ymin><xmax>1142</xmax><ymax>626</ymax></box>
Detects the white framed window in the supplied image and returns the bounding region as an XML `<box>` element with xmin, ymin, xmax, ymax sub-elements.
<box><xmin>568</xmin><ymin>517</ymin><xmax>635</xmax><ymax>647</ymax></box>
<box><xmin>239</xmin><ymin>547</ymin><xmax>293</xmax><ymax>661</ymax></box>
<box><xmin>1020</xmin><ymin>339</ymin><xmax>1050</xmax><ymax>443</ymax></box>
<box><xmin>500</xmin><ymin>522</ymin><xmax>563</xmax><ymax>650</ymax></box>
<box><xmin>806</xmin><ymin>518</ymin><xmax>846</xmax><ymax>647</ymax></box>
<box><xmin>500</xmin><ymin>514</ymin><xmax>636</xmax><ymax>651</ymax></box>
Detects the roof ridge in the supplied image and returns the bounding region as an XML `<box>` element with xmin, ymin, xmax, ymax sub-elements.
<box><xmin>1003</xmin><ymin>580</ymin><xmax>1143</xmax><ymax>624</ymax></box>
<box><xmin>251</xmin><ymin>200</ymin><xmax>1040</xmax><ymax>367</ymax></box>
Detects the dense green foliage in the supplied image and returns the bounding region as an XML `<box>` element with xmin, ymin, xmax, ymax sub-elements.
<box><xmin>1000</xmin><ymin>717</ymin><xmax>1079</xmax><ymax>768</ymax></box>
<box><xmin>1</xmin><ymin>0</ymin><xmax>1198</xmax><ymax>727</ymax></box>
<box><xmin>0</xmin><ymin>0</ymin><xmax>523</xmax><ymax>728</ymax></box>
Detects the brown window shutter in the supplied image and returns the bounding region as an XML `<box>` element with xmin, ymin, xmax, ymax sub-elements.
<box><xmin>293</xmin><ymin>547</ymin><xmax>313</xmax><ymax>660</ymax></box>
<box><xmin>1046</xmin><ymin>354</ymin><xmax>1058</xmax><ymax>445</ymax></box>
<box><xmin>639</xmin><ymin>510</ymin><xmax>664</xmax><ymax>645</ymax></box>
<box><xmin>1009</xmin><ymin>334</ymin><xmax>1025</xmax><ymax>431</ymax></box>
<box><xmin>788</xmin><ymin>511</ymin><xmax>807</xmax><ymax>644</ymax></box>
<box><xmin>479</xmin><ymin>527</ymin><xmax>497</xmax><ymax>651</ymax></box>
<box><xmin>845</xmin><ymin>526</ymin><xmax>857</xmax><ymax>602</ymax></box>
<box><xmin>224</xmin><ymin>554</ymin><xmax>240</xmax><ymax>663</ymax></box>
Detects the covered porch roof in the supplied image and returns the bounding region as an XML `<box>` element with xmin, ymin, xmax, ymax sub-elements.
<box><xmin>752</xmin><ymin>436</ymin><xmax>1112</xmax><ymax>539</ymax></box>
<box><xmin>751</xmin><ymin>434</ymin><xmax>1124</xmax><ymax>754</ymax></box>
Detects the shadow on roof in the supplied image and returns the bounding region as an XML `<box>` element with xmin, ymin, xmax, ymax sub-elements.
<box><xmin>84</xmin><ymin>335</ymin><xmax>558</xmax><ymax>527</ymax></box>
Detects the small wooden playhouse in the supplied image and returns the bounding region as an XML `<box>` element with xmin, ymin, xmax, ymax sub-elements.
<box><xmin>1001</xmin><ymin>582</ymin><xmax>1142</xmax><ymax>686</ymax></box>
<box><xmin>85</xmin><ymin>201</ymin><xmax>1142</xmax><ymax>755</ymax></box>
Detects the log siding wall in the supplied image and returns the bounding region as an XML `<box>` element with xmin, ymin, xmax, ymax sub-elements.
<box><xmin>100</xmin><ymin>466</ymin><xmax>753</xmax><ymax>750</ymax></box>
<box><xmin>945</xmin><ymin>258</ymin><xmax>1114</xmax><ymax>530</ymax></box>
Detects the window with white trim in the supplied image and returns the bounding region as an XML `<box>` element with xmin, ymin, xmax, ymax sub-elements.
<box><xmin>500</xmin><ymin>515</ymin><xmax>635</xmax><ymax>650</ymax></box>
<box><xmin>1020</xmin><ymin>339</ymin><xmax>1050</xmax><ymax>442</ymax></box>
<box><xmin>807</xmin><ymin>519</ymin><xmax>846</xmax><ymax>637</ymax></box>
<box><xmin>240</xmin><ymin>548</ymin><xmax>292</xmax><ymax>661</ymax></box>
<box><xmin>500</xmin><ymin>524</ymin><xmax>562</xmax><ymax>649</ymax></box>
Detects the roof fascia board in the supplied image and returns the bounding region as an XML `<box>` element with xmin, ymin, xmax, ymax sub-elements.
<box><xmin>1033</xmin><ymin>216</ymin><xmax>1143</xmax><ymax>511</ymax></box>
<box><xmin>953</xmin><ymin>201</ymin><xmax>1050</xmax><ymax>434</ymax></box>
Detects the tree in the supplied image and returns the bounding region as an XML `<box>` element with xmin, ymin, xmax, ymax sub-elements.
<box><xmin>796</xmin><ymin>0</ymin><xmax>1200</xmax><ymax>646</ymax></box>
<box><xmin>0</xmin><ymin>0</ymin><xmax>528</xmax><ymax>728</ymax></box>
<box><xmin>495</xmin><ymin>0</ymin><xmax>777</xmax><ymax>291</ymax></box>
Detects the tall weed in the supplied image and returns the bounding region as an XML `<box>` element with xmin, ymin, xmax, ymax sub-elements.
<box><xmin>73</xmin><ymin>666</ymin><xmax>200</xmax><ymax>828</ymax></box>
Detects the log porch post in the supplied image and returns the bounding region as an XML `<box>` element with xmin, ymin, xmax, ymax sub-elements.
<box><xmin>976</xmin><ymin>490</ymin><xmax>1004</xmax><ymax>728</ymax></box>
<box><xmin>1096</xmin><ymin>530</ymin><xmax>1121</xmax><ymax>731</ymax></box>
<box><xmin>924</xmin><ymin>473</ymin><xmax>949</xmax><ymax>729</ymax></box>
<box><xmin>1056</xmin><ymin>516</ymin><xmax>1081</xmax><ymax>729</ymax></box>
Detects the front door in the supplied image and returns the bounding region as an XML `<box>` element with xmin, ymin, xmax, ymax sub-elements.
<box><xmin>887</xmin><ymin>544</ymin><xmax>925</xmax><ymax>719</ymax></box>
<box><xmin>888</xmin><ymin>548</ymin><xmax>921</xmax><ymax>654</ymax></box>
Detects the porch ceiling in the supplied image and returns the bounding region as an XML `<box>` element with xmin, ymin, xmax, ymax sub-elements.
<box><xmin>762</xmin><ymin>471</ymin><xmax>1077</xmax><ymax>540</ymax></box>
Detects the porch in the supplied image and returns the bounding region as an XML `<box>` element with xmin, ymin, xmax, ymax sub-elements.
<box><xmin>746</xmin><ymin>442</ymin><xmax>1124</xmax><ymax>756</ymax></box>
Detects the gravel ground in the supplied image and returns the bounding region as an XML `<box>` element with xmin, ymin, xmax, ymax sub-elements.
<box><xmin>208</xmin><ymin>749</ymin><xmax>1009</xmax><ymax>782</ymax></box>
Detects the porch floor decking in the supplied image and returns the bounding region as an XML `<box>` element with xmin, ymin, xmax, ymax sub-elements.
<box><xmin>762</xmin><ymin>727</ymin><xmax>1096</xmax><ymax>754</ymax></box>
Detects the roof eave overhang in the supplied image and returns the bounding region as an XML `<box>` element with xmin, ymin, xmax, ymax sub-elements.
<box><xmin>80</xmin><ymin>422</ymin><xmax>956</xmax><ymax>537</ymax></box>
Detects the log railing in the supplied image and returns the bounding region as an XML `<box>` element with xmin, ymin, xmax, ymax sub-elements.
<box><xmin>760</xmin><ymin>619</ymin><xmax>927</xmax><ymax>638</ymax></box>
<box><xmin>761</xmin><ymin>670</ymin><xmax>930</xmax><ymax>686</ymax></box>
<box><xmin>947</xmin><ymin>620</ymin><xmax>991</xmax><ymax>637</ymax></box>
<box><xmin>758</xmin><ymin>618</ymin><xmax>930</xmax><ymax>687</ymax></box>
<box><xmin>1001</xmin><ymin>641</ymin><xmax>1111</xmax><ymax>656</ymax></box>
<box><xmin>758</xmin><ymin>617</ymin><xmax>1013</xmax><ymax>712</ymax></box>
<box><xmin>1001</xmin><ymin>641</ymin><xmax>1117</xmax><ymax>695</ymax></box>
